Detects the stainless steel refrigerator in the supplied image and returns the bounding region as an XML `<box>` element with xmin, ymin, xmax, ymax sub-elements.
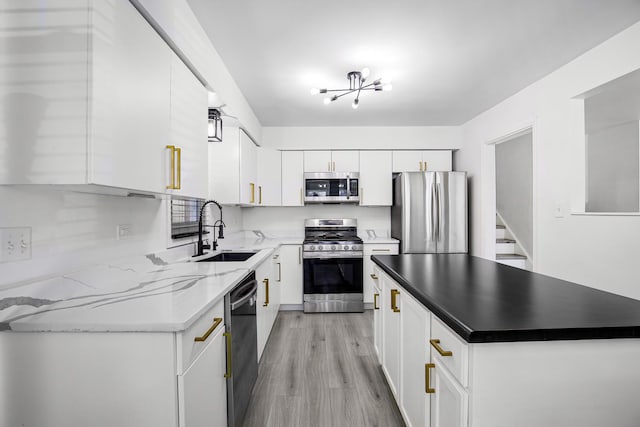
<box><xmin>391</xmin><ymin>172</ymin><xmax>468</xmax><ymax>253</ymax></box>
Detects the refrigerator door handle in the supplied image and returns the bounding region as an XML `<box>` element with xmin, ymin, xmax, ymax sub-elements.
<box><xmin>431</xmin><ymin>182</ymin><xmax>438</xmax><ymax>242</ymax></box>
<box><xmin>437</xmin><ymin>182</ymin><xmax>444</xmax><ymax>243</ymax></box>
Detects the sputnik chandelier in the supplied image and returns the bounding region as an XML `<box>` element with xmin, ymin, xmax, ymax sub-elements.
<box><xmin>310</xmin><ymin>68</ymin><xmax>392</xmax><ymax>109</ymax></box>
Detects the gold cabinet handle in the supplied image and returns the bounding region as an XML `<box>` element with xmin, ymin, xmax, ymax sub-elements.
<box><xmin>332</xmin><ymin>161</ymin><xmax>336</xmax><ymax>171</ymax></box>
<box><xmin>430</xmin><ymin>339</ymin><xmax>453</xmax><ymax>357</ymax></box>
<box><xmin>419</xmin><ymin>161</ymin><xmax>423</xmax><ymax>172</ymax></box>
<box><xmin>175</xmin><ymin>147</ymin><xmax>182</xmax><ymax>190</ymax></box>
<box><xmin>259</xmin><ymin>186</ymin><xmax>262</xmax><ymax>204</ymax></box>
<box><xmin>194</xmin><ymin>317</ymin><xmax>223</xmax><ymax>342</ymax></box>
<box><xmin>328</xmin><ymin>161</ymin><xmax>331</xmax><ymax>171</ymax></box>
<box><xmin>374</xmin><ymin>293</ymin><xmax>379</xmax><ymax>310</ymax></box>
<box><xmin>425</xmin><ymin>363</ymin><xmax>435</xmax><ymax>394</ymax></box>
<box><xmin>223</xmin><ymin>331</ymin><xmax>232</xmax><ymax>378</ymax></box>
<box><xmin>277</xmin><ymin>262</ymin><xmax>282</xmax><ymax>282</ymax></box>
<box><xmin>370</xmin><ymin>273</ymin><xmax>378</xmax><ymax>279</ymax></box>
<box><xmin>166</xmin><ymin>145</ymin><xmax>176</xmax><ymax>189</ymax></box>
<box><xmin>390</xmin><ymin>289</ymin><xmax>400</xmax><ymax>313</ymax></box>
<box><xmin>372</xmin><ymin>249</ymin><xmax>391</xmax><ymax>252</ymax></box>
<box><xmin>250</xmin><ymin>182</ymin><xmax>255</xmax><ymax>203</ymax></box>
<box><xmin>423</xmin><ymin>161</ymin><xmax>427</xmax><ymax>171</ymax></box>
<box><xmin>263</xmin><ymin>278</ymin><xmax>269</xmax><ymax>306</ymax></box>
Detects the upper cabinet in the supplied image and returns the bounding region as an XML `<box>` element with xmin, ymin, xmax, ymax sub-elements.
<box><xmin>167</xmin><ymin>53</ymin><xmax>208</xmax><ymax>199</ymax></box>
<box><xmin>359</xmin><ymin>151</ymin><xmax>392</xmax><ymax>206</ymax></box>
<box><xmin>392</xmin><ymin>151</ymin><xmax>452</xmax><ymax>172</ymax></box>
<box><xmin>281</xmin><ymin>151</ymin><xmax>304</xmax><ymax>206</ymax></box>
<box><xmin>209</xmin><ymin>128</ymin><xmax>258</xmax><ymax>205</ymax></box>
<box><xmin>303</xmin><ymin>151</ymin><xmax>359</xmax><ymax>172</ymax></box>
<box><xmin>0</xmin><ymin>0</ymin><xmax>208</xmax><ymax>197</ymax></box>
<box><xmin>256</xmin><ymin>148</ymin><xmax>282</xmax><ymax>206</ymax></box>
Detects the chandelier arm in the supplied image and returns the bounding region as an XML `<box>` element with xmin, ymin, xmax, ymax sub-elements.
<box><xmin>332</xmin><ymin>89</ymin><xmax>358</xmax><ymax>99</ymax></box>
<box><xmin>324</xmin><ymin>88</ymin><xmax>357</xmax><ymax>93</ymax></box>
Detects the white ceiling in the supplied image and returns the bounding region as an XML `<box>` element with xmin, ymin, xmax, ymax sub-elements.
<box><xmin>187</xmin><ymin>0</ymin><xmax>640</xmax><ymax>127</ymax></box>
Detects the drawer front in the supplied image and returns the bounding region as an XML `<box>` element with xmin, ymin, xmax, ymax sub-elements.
<box><xmin>177</xmin><ymin>299</ymin><xmax>225</xmax><ymax>374</ymax></box>
<box><xmin>364</xmin><ymin>243</ymin><xmax>399</xmax><ymax>256</ymax></box>
<box><xmin>430</xmin><ymin>315</ymin><xmax>469</xmax><ymax>387</ymax></box>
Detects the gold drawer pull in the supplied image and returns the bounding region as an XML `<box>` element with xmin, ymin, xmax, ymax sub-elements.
<box><xmin>373</xmin><ymin>293</ymin><xmax>379</xmax><ymax>310</ymax></box>
<box><xmin>430</xmin><ymin>339</ymin><xmax>453</xmax><ymax>357</ymax></box>
<box><xmin>250</xmin><ymin>183</ymin><xmax>255</xmax><ymax>203</ymax></box>
<box><xmin>259</xmin><ymin>186</ymin><xmax>262</xmax><ymax>204</ymax></box>
<box><xmin>372</xmin><ymin>249</ymin><xmax>391</xmax><ymax>252</ymax></box>
<box><xmin>277</xmin><ymin>262</ymin><xmax>282</xmax><ymax>281</ymax></box>
<box><xmin>175</xmin><ymin>146</ymin><xmax>181</xmax><ymax>189</ymax></box>
<box><xmin>166</xmin><ymin>145</ymin><xmax>176</xmax><ymax>189</ymax></box>
<box><xmin>425</xmin><ymin>363</ymin><xmax>435</xmax><ymax>394</ymax></box>
<box><xmin>223</xmin><ymin>331</ymin><xmax>232</xmax><ymax>378</ymax></box>
<box><xmin>263</xmin><ymin>278</ymin><xmax>270</xmax><ymax>307</ymax></box>
<box><xmin>194</xmin><ymin>317</ymin><xmax>223</xmax><ymax>342</ymax></box>
<box><xmin>370</xmin><ymin>273</ymin><xmax>378</xmax><ymax>279</ymax></box>
<box><xmin>390</xmin><ymin>289</ymin><xmax>400</xmax><ymax>313</ymax></box>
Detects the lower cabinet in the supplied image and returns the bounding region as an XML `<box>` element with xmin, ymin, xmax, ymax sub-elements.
<box><xmin>429</xmin><ymin>354</ymin><xmax>468</xmax><ymax>427</ymax></box>
<box><xmin>372</xmin><ymin>266</ymin><xmax>383</xmax><ymax>360</ymax></box>
<box><xmin>256</xmin><ymin>255</ymin><xmax>280</xmax><ymax>361</ymax></box>
<box><xmin>363</xmin><ymin>243</ymin><xmax>399</xmax><ymax>304</ymax></box>
<box><xmin>178</xmin><ymin>323</ymin><xmax>227</xmax><ymax>427</ymax></box>
<box><xmin>380</xmin><ymin>271</ymin><xmax>402</xmax><ymax>398</ymax></box>
<box><xmin>279</xmin><ymin>244</ymin><xmax>303</xmax><ymax>306</ymax></box>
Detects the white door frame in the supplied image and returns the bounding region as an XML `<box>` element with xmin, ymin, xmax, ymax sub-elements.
<box><xmin>482</xmin><ymin>119</ymin><xmax>539</xmax><ymax>271</ymax></box>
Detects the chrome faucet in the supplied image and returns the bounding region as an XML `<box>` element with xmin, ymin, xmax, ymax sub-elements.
<box><xmin>194</xmin><ymin>200</ymin><xmax>225</xmax><ymax>257</ymax></box>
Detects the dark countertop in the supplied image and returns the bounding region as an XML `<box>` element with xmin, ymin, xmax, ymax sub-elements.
<box><xmin>372</xmin><ymin>254</ymin><xmax>640</xmax><ymax>343</ymax></box>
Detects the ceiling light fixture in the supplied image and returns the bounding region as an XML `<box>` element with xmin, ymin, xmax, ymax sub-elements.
<box><xmin>208</xmin><ymin>108</ymin><xmax>222</xmax><ymax>142</ymax></box>
<box><xmin>310</xmin><ymin>67</ymin><xmax>392</xmax><ymax>108</ymax></box>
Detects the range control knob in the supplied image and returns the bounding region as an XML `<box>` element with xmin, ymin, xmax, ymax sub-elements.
<box><xmin>331</xmin><ymin>245</ymin><xmax>336</xmax><ymax>250</ymax></box>
<box><xmin>344</xmin><ymin>245</ymin><xmax>349</xmax><ymax>250</ymax></box>
<box><xmin>316</xmin><ymin>245</ymin><xmax>322</xmax><ymax>251</ymax></box>
<box><xmin>309</xmin><ymin>245</ymin><xmax>315</xmax><ymax>251</ymax></box>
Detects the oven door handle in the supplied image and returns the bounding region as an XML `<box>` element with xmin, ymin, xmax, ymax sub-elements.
<box><xmin>230</xmin><ymin>280</ymin><xmax>258</xmax><ymax>310</ymax></box>
<box><xmin>303</xmin><ymin>253</ymin><xmax>363</xmax><ymax>260</ymax></box>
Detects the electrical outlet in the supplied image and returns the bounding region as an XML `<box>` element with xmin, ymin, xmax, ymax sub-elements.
<box><xmin>0</xmin><ymin>227</ymin><xmax>32</xmax><ymax>263</ymax></box>
<box><xmin>116</xmin><ymin>224</ymin><xmax>132</xmax><ymax>240</ymax></box>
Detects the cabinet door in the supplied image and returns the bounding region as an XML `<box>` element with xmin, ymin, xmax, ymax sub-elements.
<box><xmin>279</xmin><ymin>245</ymin><xmax>303</xmax><ymax>305</ymax></box>
<box><xmin>392</xmin><ymin>151</ymin><xmax>423</xmax><ymax>172</ymax></box>
<box><xmin>430</xmin><ymin>361</ymin><xmax>468</xmax><ymax>427</ymax></box>
<box><xmin>239</xmin><ymin>130</ymin><xmax>257</xmax><ymax>205</ymax></box>
<box><xmin>304</xmin><ymin>151</ymin><xmax>332</xmax><ymax>172</ymax></box>
<box><xmin>332</xmin><ymin>150</ymin><xmax>359</xmax><ymax>172</ymax></box>
<box><xmin>90</xmin><ymin>0</ymin><xmax>171</xmax><ymax>193</ymax></box>
<box><xmin>372</xmin><ymin>266</ymin><xmax>382</xmax><ymax>362</ymax></box>
<box><xmin>281</xmin><ymin>151</ymin><xmax>304</xmax><ymax>206</ymax></box>
<box><xmin>270</xmin><ymin>251</ymin><xmax>282</xmax><ymax>323</ymax></box>
<box><xmin>168</xmin><ymin>52</ymin><xmax>208</xmax><ymax>199</ymax></box>
<box><xmin>423</xmin><ymin>151</ymin><xmax>452</xmax><ymax>172</ymax></box>
<box><xmin>178</xmin><ymin>327</ymin><xmax>227</xmax><ymax>427</ymax></box>
<box><xmin>256</xmin><ymin>260</ymin><xmax>271</xmax><ymax>361</ymax></box>
<box><xmin>381</xmin><ymin>273</ymin><xmax>402</xmax><ymax>399</ymax></box>
<box><xmin>401</xmin><ymin>293</ymin><xmax>431</xmax><ymax>427</ymax></box>
<box><xmin>359</xmin><ymin>151</ymin><xmax>392</xmax><ymax>206</ymax></box>
<box><xmin>364</xmin><ymin>244</ymin><xmax>399</xmax><ymax>304</ymax></box>
<box><xmin>257</xmin><ymin>148</ymin><xmax>282</xmax><ymax>206</ymax></box>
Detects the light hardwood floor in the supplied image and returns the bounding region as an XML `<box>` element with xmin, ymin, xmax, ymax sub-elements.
<box><xmin>242</xmin><ymin>311</ymin><xmax>405</xmax><ymax>427</ymax></box>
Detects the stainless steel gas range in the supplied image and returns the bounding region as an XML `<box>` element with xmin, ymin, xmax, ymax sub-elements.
<box><xmin>302</xmin><ymin>218</ymin><xmax>364</xmax><ymax>313</ymax></box>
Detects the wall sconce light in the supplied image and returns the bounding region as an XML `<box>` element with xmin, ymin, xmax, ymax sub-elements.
<box><xmin>208</xmin><ymin>108</ymin><xmax>222</xmax><ymax>142</ymax></box>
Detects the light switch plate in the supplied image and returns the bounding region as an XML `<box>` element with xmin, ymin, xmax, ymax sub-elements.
<box><xmin>117</xmin><ymin>224</ymin><xmax>132</xmax><ymax>240</ymax></box>
<box><xmin>0</xmin><ymin>227</ymin><xmax>32</xmax><ymax>262</ymax></box>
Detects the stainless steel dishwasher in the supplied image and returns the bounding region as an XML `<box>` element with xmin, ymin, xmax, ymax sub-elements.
<box><xmin>225</xmin><ymin>271</ymin><xmax>258</xmax><ymax>427</ymax></box>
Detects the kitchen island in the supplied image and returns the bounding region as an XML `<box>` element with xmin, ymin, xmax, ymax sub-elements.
<box><xmin>371</xmin><ymin>253</ymin><xmax>640</xmax><ymax>427</ymax></box>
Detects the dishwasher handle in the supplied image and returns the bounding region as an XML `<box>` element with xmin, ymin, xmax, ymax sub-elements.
<box><xmin>230</xmin><ymin>279</ymin><xmax>258</xmax><ymax>311</ymax></box>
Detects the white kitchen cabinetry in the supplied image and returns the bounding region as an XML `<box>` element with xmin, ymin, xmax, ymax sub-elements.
<box><xmin>0</xmin><ymin>0</ymin><xmax>212</xmax><ymax>197</ymax></box>
<box><xmin>279</xmin><ymin>244</ymin><xmax>303</xmax><ymax>306</ymax></box>
<box><xmin>372</xmin><ymin>265</ymin><xmax>383</xmax><ymax>360</ymax></box>
<box><xmin>303</xmin><ymin>151</ymin><xmax>359</xmax><ymax>172</ymax></box>
<box><xmin>392</xmin><ymin>151</ymin><xmax>452</xmax><ymax>172</ymax></box>
<box><xmin>400</xmin><ymin>291</ymin><xmax>431</xmax><ymax>427</ymax></box>
<box><xmin>281</xmin><ymin>151</ymin><xmax>304</xmax><ymax>206</ymax></box>
<box><xmin>381</xmin><ymin>272</ymin><xmax>402</xmax><ymax>399</ymax></box>
<box><xmin>257</xmin><ymin>148</ymin><xmax>282</xmax><ymax>206</ymax></box>
<box><xmin>209</xmin><ymin>127</ymin><xmax>258</xmax><ymax>205</ymax></box>
<box><xmin>256</xmin><ymin>252</ymin><xmax>281</xmax><ymax>361</ymax></box>
<box><xmin>2</xmin><ymin>300</ymin><xmax>227</xmax><ymax>427</ymax></box>
<box><xmin>167</xmin><ymin>52</ymin><xmax>208</xmax><ymax>199</ymax></box>
<box><xmin>359</xmin><ymin>151</ymin><xmax>393</xmax><ymax>206</ymax></box>
<box><xmin>363</xmin><ymin>243</ymin><xmax>399</xmax><ymax>304</ymax></box>
<box><xmin>178</xmin><ymin>317</ymin><xmax>227</xmax><ymax>427</ymax></box>
<box><xmin>430</xmin><ymin>356</ymin><xmax>468</xmax><ymax>427</ymax></box>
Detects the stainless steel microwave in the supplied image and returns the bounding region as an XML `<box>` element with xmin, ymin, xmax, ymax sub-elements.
<box><xmin>304</xmin><ymin>172</ymin><xmax>359</xmax><ymax>204</ymax></box>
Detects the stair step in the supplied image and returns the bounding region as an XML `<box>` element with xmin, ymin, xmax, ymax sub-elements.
<box><xmin>496</xmin><ymin>254</ymin><xmax>527</xmax><ymax>260</ymax></box>
<box><xmin>496</xmin><ymin>238</ymin><xmax>515</xmax><ymax>243</ymax></box>
<box><xmin>496</xmin><ymin>242</ymin><xmax>516</xmax><ymax>254</ymax></box>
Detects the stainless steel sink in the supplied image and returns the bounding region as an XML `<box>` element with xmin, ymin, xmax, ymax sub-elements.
<box><xmin>197</xmin><ymin>251</ymin><xmax>257</xmax><ymax>262</ymax></box>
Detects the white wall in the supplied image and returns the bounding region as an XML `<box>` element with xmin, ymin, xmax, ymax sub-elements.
<box><xmin>457</xmin><ymin>21</ymin><xmax>640</xmax><ymax>300</ymax></box>
<box><xmin>262</xmin><ymin>126</ymin><xmax>461</xmax><ymax>150</ymax></box>
<box><xmin>242</xmin><ymin>205</ymin><xmax>390</xmax><ymax>237</ymax></box>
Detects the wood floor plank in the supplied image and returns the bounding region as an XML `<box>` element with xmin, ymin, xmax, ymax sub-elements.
<box><xmin>242</xmin><ymin>311</ymin><xmax>405</xmax><ymax>427</ymax></box>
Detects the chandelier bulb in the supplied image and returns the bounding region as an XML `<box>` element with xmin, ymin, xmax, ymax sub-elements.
<box><xmin>361</xmin><ymin>67</ymin><xmax>370</xmax><ymax>79</ymax></box>
<box><xmin>352</xmin><ymin>98</ymin><xmax>359</xmax><ymax>109</ymax></box>
<box><xmin>310</xmin><ymin>88</ymin><xmax>320</xmax><ymax>95</ymax></box>
<box><xmin>382</xmin><ymin>84</ymin><xmax>393</xmax><ymax>92</ymax></box>
<box><xmin>323</xmin><ymin>97</ymin><xmax>331</xmax><ymax>105</ymax></box>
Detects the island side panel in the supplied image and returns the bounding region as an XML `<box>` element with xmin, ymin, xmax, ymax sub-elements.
<box><xmin>469</xmin><ymin>339</ymin><xmax>640</xmax><ymax>427</ymax></box>
<box><xmin>0</xmin><ymin>331</ymin><xmax>177</xmax><ymax>427</ymax></box>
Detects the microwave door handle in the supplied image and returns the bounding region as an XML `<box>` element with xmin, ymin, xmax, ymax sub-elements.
<box><xmin>346</xmin><ymin>177</ymin><xmax>351</xmax><ymax>199</ymax></box>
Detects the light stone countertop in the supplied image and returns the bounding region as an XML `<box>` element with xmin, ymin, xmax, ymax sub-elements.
<box><xmin>0</xmin><ymin>234</ymin><xmax>303</xmax><ymax>333</ymax></box>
